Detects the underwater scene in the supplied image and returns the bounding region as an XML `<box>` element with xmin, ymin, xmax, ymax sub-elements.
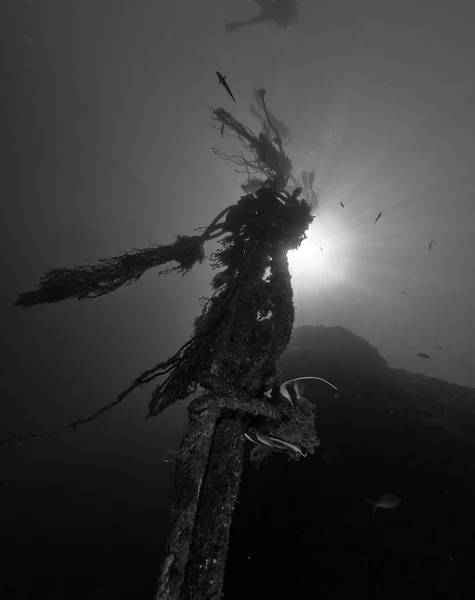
<box><xmin>1</xmin><ymin>1</ymin><xmax>475</xmax><ymax>598</ymax></box>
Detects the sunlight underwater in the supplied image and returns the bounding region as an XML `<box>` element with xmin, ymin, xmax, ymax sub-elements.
<box><xmin>288</xmin><ymin>207</ymin><xmax>354</xmax><ymax>292</ymax></box>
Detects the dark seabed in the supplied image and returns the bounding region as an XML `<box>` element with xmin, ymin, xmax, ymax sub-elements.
<box><xmin>2</xmin><ymin>326</ymin><xmax>474</xmax><ymax>599</ymax></box>
<box><xmin>224</xmin><ymin>327</ymin><xmax>475</xmax><ymax>599</ymax></box>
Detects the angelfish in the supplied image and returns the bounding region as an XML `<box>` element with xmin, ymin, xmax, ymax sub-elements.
<box><xmin>255</xmin><ymin>431</ymin><xmax>307</xmax><ymax>457</ymax></box>
<box><xmin>365</xmin><ymin>493</ymin><xmax>401</xmax><ymax>516</ymax></box>
<box><xmin>278</xmin><ymin>379</ymin><xmax>309</xmax><ymax>407</ymax></box>
<box><xmin>244</xmin><ymin>431</ymin><xmax>307</xmax><ymax>457</ymax></box>
<box><xmin>279</xmin><ymin>376</ymin><xmax>338</xmax><ymax>407</ymax></box>
<box><xmin>267</xmin><ymin>434</ymin><xmax>307</xmax><ymax>457</ymax></box>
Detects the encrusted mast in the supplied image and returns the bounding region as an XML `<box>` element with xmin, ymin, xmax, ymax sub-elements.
<box><xmin>152</xmin><ymin>96</ymin><xmax>318</xmax><ymax>600</ymax></box>
<box><xmin>4</xmin><ymin>91</ymin><xmax>319</xmax><ymax>600</ymax></box>
<box><xmin>154</xmin><ymin>162</ymin><xmax>317</xmax><ymax>600</ymax></box>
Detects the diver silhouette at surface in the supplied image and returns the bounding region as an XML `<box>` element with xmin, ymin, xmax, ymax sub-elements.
<box><xmin>226</xmin><ymin>0</ymin><xmax>300</xmax><ymax>33</ymax></box>
<box><xmin>250</xmin><ymin>88</ymin><xmax>292</xmax><ymax>145</ymax></box>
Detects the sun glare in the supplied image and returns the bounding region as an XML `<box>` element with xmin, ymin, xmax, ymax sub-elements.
<box><xmin>288</xmin><ymin>210</ymin><xmax>352</xmax><ymax>292</ymax></box>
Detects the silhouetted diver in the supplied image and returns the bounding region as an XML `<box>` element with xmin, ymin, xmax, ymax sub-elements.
<box><xmin>216</xmin><ymin>71</ymin><xmax>236</xmax><ymax>102</ymax></box>
<box><xmin>225</xmin><ymin>0</ymin><xmax>299</xmax><ymax>33</ymax></box>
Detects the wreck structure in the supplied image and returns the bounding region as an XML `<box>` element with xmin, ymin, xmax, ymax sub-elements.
<box><xmin>5</xmin><ymin>90</ymin><xmax>321</xmax><ymax>600</ymax></box>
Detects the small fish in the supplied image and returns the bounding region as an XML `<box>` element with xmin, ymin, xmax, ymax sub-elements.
<box><xmin>319</xmin><ymin>246</ymin><xmax>323</xmax><ymax>252</ymax></box>
<box><xmin>365</xmin><ymin>493</ymin><xmax>401</xmax><ymax>516</ymax></box>
<box><xmin>428</xmin><ymin>240</ymin><xmax>434</xmax><ymax>250</ymax></box>
<box><xmin>374</xmin><ymin>211</ymin><xmax>382</xmax><ymax>224</ymax></box>
<box><xmin>340</xmin><ymin>201</ymin><xmax>344</xmax><ymax>208</ymax></box>
<box><xmin>216</xmin><ymin>71</ymin><xmax>236</xmax><ymax>102</ymax></box>
<box><xmin>417</xmin><ymin>352</ymin><xmax>430</xmax><ymax>359</ymax></box>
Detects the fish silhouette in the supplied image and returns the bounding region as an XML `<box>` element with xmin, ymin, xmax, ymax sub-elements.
<box><xmin>216</xmin><ymin>71</ymin><xmax>236</xmax><ymax>102</ymax></box>
<box><xmin>365</xmin><ymin>493</ymin><xmax>401</xmax><ymax>516</ymax></box>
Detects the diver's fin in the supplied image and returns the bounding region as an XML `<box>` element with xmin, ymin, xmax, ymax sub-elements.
<box><xmin>302</xmin><ymin>171</ymin><xmax>308</xmax><ymax>188</ymax></box>
<box><xmin>308</xmin><ymin>171</ymin><xmax>315</xmax><ymax>188</ymax></box>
